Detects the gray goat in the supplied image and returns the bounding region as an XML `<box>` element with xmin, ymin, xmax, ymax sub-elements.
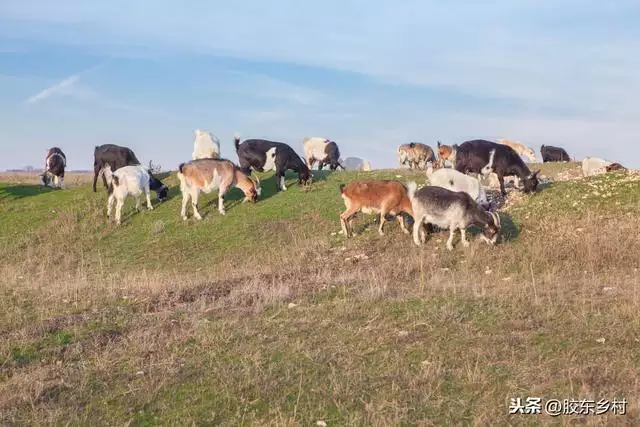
<box><xmin>407</xmin><ymin>181</ymin><xmax>501</xmax><ymax>250</ymax></box>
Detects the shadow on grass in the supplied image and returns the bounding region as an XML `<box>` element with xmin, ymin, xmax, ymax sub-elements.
<box><xmin>0</xmin><ymin>184</ymin><xmax>56</xmax><ymax>201</ymax></box>
<box><xmin>403</xmin><ymin>211</ymin><xmax>520</xmax><ymax>244</ymax></box>
<box><xmin>223</xmin><ymin>169</ymin><xmax>332</xmax><ymax>204</ymax></box>
<box><xmin>465</xmin><ymin>212</ymin><xmax>520</xmax><ymax>243</ymax></box>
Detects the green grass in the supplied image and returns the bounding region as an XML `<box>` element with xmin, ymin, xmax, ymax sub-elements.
<box><xmin>1</xmin><ymin>165</ymin><xmax>640</xmax><ymax>425</ymax></box>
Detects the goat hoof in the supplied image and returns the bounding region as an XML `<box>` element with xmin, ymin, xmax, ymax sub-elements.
<box><xmin>148</xmin><ymin>206</ymin><xmax>154</xmax><ymax>211</ymax></box>
<box><xmin>219</xmin><ymin>211</ymin><xmax>226</xmax><ymax>216</ymax></box>
<box><xmin>447</xmin><ymin>245</ymin><xmax>454</xmax><ymax>251</ymax></box>
<box><xmin>182</xmin><ymin>216</ymin><xmax>188</xmax><ymax>221</ymax></box>
<box><xmin>462</xmin><ymin>241</ymin><xmax>470</xmax><ymax>248</ymax></box>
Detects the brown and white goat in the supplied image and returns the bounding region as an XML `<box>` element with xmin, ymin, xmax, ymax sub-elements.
<box><xmin>397</xmin><ymin>143</ymin><xmax>436</xmax><ymax>170</ymax></box>
<box><xmin>338</xmin><ymin>180</ymin><xmax>413</xmax><ymax>237</ymax></box>
<box><xmin>497</xmin><ymin>139</ymin><xmax>536</xmax><ymax>163</ymax></box>
<box><xmin>177</xmin><ymin>158</ymin><xmax>260</xmax><ymax>220</ymax></box>
<box><xmin>436</xmin><ymin>141</ymin><xmax>457</xmax><ymax>169</ymax></box>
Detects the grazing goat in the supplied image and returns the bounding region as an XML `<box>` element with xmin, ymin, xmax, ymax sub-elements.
<box><xmin>93</xmin><ymin>144</ymin><xmax>142</xmax><ymax>192</ymax></box>
<box><xmin>455</xmin><ymin>139</ymin><xmax>540</xmax><ymax>196</ymax></box>
<box><xmin>397</xmin><ymin>143</ymin><xmax>436</xmax><ymax>170</ymax></box>
<box><xmin>606</xmin><ymin>163</ymin><xmax>626</xmax><ymax>172</ymax></box>
<box><xmin>407</xmin><ymin>182</ymin><xmax>501</xmax><ymax>251</ymax></box>
<box><xmin>235</xmin><ymin>135</ymin><xmax>311</xmax><ymax>191</ymax></box>
<box><xmin>436</xmin><ymin>141</ymin><xmax>457</xmax><ymax>168</ymax></box>
<box><xmin>582</xmin><ymin>157</ymin><xmax>613</xmax><ymax>177</ymax></box>
<box><xmin>497</xmin><ymin>139</ymin><xmax>536</xmax><ymax>163</ymax></box>
<box><xmin>40</xmin><ymin>147</ymin><xmax>67</xmax><ymax>188</ymax></box>
<box><xmin>192</xmin><ymin>129</ymin><xmax>221</xmax><ymax>160</ymax></box>
<box><xmin>338</xmin><ymin>180</ymin><xmax>413</xmax><ymax>237</ymax></box>
<box><xmin>303</xmin><ymin>137</ymin><xmax>344</xmax><ymax>170</ymax></box>
<box><xmin>177</xmin><ymin>158</ymin><xmax>260</xmax><ymax>220</ymax></box>
<box><xmin>104</xmin><ymin>165</ymin><xmax>167</xmax><ymax>225</ymax></box>
<box><xmin>342</xmin><ymin>157</ymin><xmax>372</xmax><ymax>171</ymax></box>
<box><xmin>541</xmin><ymin>144</ymin><xmax>571</xmax><ymax>162</ymax></box>
<box><xmin>426</xmin><ymin>167</ymin><xmax>489</xmax><ymax>208</ymax></box>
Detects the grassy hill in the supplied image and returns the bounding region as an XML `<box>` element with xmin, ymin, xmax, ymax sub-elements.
<box><xmin>1</xmin><ymin>163</ymin><xmax>639</xmax><ymax>425</ymax></box>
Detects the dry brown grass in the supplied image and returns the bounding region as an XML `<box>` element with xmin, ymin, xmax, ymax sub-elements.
<box><xmin>1</xmin><ymin>166</ymin><xmax>639</xmax><ymax>425</ymax></box>
<box><xmin>0</xmin><ymin>171</ymin><xmax>94</xmax><ymax>187</ymax></box>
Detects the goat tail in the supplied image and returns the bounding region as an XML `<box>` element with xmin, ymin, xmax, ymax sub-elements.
<box><xmin>339</xmin><ymin>183</ymin><xmax>346</xmax><ymax>194</ymax></box>
<box><xmin>406</xmin><ymin>181</ymin><xmax>418</xmax><ymax>201</ymax></box>
<box><xmin>178</xmin><ymin>163</ymin><xmax>186</xmax><ymax>174</ymax></box>
<box><xmin>107</xmin><ymin>173</ymin><xmax>118</xmax><ymax>195</ymax></box>
<box><xmin>233</xmin><ymin>133</ymin><xmax>241</xmax><ymax>151</ymax></box>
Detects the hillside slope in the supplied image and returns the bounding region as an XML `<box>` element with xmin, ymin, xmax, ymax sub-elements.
<box><xmin>1</xmin><ymin>164</ymin><xmax>639</xmax><ymax>425</ymax></box>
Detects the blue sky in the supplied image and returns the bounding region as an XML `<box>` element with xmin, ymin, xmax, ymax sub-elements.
<box><xmin>1</xmin><ymin>0</ymin><xmax>639</xmax><ymax>171</ymax></box>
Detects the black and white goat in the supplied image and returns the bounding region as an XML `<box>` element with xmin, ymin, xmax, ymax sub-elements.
<box><xmin>540</xmin><ymin>144</ymin><xmax>571</xmax><ymax>163</ymax></box>
<box><xmin>93</xmin><ymin>143</ymin><xmax>167</xmax><ymax>201</ymax></box>
<box><xmin>234</xmin><ymin>135</ymin><xmax>311</xmax><ymax>191</ymax></box>
<box><xmin>303</xmin><ymin>137</ymin><xmax>344</xmax><ymax>170</ymax></box>
<box><xmin>104</xmin><ymin>165</ymin><xmax>167</xmax><ymax>225</ymax></box>
<box><xmin>407</xmin><ymin>182</ymin><xmax>501</xmax><ymax>251</ymax></box>
<box><xmin>455</xmin><ymin>139</ymin><xmax>540</xmax><ymax>196</ymax></box>
<box><xmin>40</xmin><ymin>147</ymin><xmax>67</xmax><ymax>188</ymax></box>
<box><xmin>93</xmin><ymin>144</ymin><xmax>142</xmax><ymax>192</ymax></box>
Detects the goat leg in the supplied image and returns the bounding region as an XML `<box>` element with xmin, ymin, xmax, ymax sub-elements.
<box><xmin>446</xmin><ymin>227</ymin><xmax>456</xmax><ymax>251</ymax></box>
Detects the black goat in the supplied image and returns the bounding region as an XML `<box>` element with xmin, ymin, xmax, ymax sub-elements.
<box><xmin>93</xmin><ymin>144</ymin><xmax>141</xmax><ymax>192</ymax></box>
<box><xmin>540</xmin><ymin>144</ymin><xmax>571</xmax><ymax>162</ymax></box>
<box><xmin>455</xmin><ymin>139</ymin><xmax>540</xmax><ymax>196</ymax></box>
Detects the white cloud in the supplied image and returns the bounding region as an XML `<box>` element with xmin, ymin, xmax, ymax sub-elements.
<box><xmin>2</xmin><ymin>1</ymin><xmax>640</xmax><ymax>168</ymax></box>
<box><xmin>23</xmin><ymin>62</ymin><xmax>110</xmax><ymax>105</ymax></box>
<box><xmin>25</xmin><ymin>74</ymin><xmax>81</xmax><ymax>105</ymax></box>
<box><xmin>3</xmin><ymin>0</ymin><xmax>639</xmax><ymax>118</ymax></box>
<box><xmin>215</xmin><ymin>70</ymin><xmax>322</xmax><ymax>106</ymax></box>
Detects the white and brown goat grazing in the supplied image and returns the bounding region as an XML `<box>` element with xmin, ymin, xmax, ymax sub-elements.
<box><xmin>339</xmin><ymin>180</ymin><xmax>414</xmax><ymax>237</ymax></box>
<box><xmin>177</xmin><ymin>158</ymin><xmax>260</xmax><ymax>220</ymax></box>
<box><xmin>104</xmin><ymin>165</ymin><xmax>168</xmax><ymax>225</ymax></box>
<box><xmin>407</xmin><ymin>181</ymin><xmax>501</xmax><ymax>251</ymax></box>
<box><xmin>496</xmin><ymin>139</ymin><xmax>537</xmax><ymax>163</ymax></box>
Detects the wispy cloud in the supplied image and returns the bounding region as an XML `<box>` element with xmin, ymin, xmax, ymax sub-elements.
<box><xmin>23</xmin><ymin>62</ymin><xmax>107</xmax><ymax>105</ymax></box>
<box><xmin>24</xmin><ymin>74</ymin><xmax>81</xmax><ymax>105</ymax></box>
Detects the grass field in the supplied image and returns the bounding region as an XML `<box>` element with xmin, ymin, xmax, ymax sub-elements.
<box><xmin>1</xmin><ymin>163</ymin><xmax>639</xmax><ymax>425</ymax></box>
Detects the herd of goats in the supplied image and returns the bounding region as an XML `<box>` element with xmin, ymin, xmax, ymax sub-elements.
<box><xmin>36</xmin><ymin>131</ymin><xmax>627</xmax><ymax>250</ymax></box>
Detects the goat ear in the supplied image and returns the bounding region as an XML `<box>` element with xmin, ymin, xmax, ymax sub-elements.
<box><xmin>531</xmin><ymin>169</ymin><xmax>541</xmax><ymax>178</ymax></box>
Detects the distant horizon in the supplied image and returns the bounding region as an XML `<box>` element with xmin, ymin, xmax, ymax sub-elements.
<box><xmin>2</xmin><ymin>1</ymin><xmax>639</xmax><ymax>170</ymax></box>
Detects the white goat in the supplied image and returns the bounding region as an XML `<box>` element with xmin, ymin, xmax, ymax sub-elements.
<box><xmin>104</xmin><ymin>165</ymin><xmax>156</xmax><ymax>225</ymax></box>
<box><xmin>426</xmin><ymin>167</ymin><xmax>489</xmax><ymax>208</ymax></box>
<box><xmin>342</xmin><ymin>157</ymin><xmax>372</xmax><ymax>171</ymax></box>
<box><xmin>582</xmin><ymin>157</ymin><xmax>613</xmax><ymax>177</ymax></box>
<box><xmin>192</xmin><ymin>129</ymin><xmax>221</xmax><ymax>160</ymax></box>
